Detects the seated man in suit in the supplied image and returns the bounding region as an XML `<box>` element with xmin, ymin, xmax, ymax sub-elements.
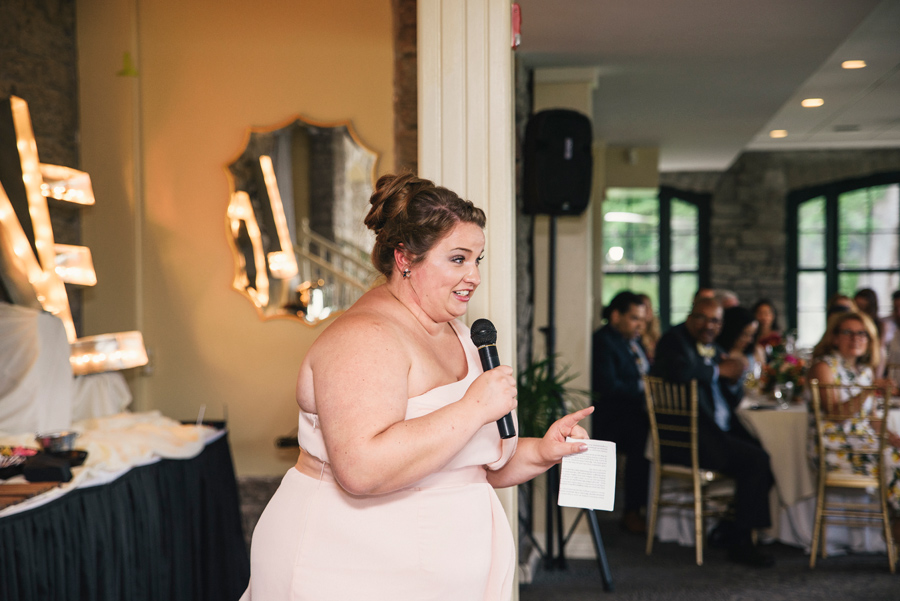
<box><xmin>651</xmin><ymin>297</ymin><xmax>776</xmax><ymax>567</ymax></box>
<box><xmin>591</xmin><ymin>291</ymin><xmax>651</xmax><ymax>534</ymax></box>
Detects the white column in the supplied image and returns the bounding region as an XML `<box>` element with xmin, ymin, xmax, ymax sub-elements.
<box><xmin>418</xmin><ymin>0</ymin><xmax>519</xmax><ymax>595</ymax></box>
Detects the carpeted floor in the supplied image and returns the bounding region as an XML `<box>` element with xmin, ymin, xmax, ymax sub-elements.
<box><xmin>519</xmin><ymin>513</ymin><xmax>898</xmax><ymax>601</ymax></box>
<box><xmin>240</xmin><ymin>477</ymin><xmax>897</xmax><ymax>599</ymax></box>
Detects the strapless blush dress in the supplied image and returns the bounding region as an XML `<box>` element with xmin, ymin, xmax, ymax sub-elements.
<box><xmin>241</xmin><ymin>321</ymin><xmax>518</xmax><ymax>600</ymax></box>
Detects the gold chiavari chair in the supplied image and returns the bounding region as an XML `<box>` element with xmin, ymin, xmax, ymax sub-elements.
<box><xmin>808</xmin><ymin>378</ymin><xmax>896</xmax><ymax>572</ymax></box>
<box><xmin>884</xmin><ymin>363</ymin><xmax>900</xmax><ymax>394</ymax></box>
<box><xmin>643</xmin><ymin>376</ymin><xmax>735</xmax><ymax>566</ymax></box>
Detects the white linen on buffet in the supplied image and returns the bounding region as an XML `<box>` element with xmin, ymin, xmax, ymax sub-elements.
<box><xmin>0</xmin><ymin>412</ymin><xmax>219</xmax><ymax>518</ymax></box>
<box><xmin>0</xmin><ymin>302</ymin><xmax>73</xmax><ymax>434</ymax></box>
<box><xmin>71</xmin><ymin>411</ymin><xmax>212</xmax><ymax>469</ymax></box>
<box><xmin>71</xmin><ymin>371</ymin><xmax>133</xmax><ymax>421</ymax></box>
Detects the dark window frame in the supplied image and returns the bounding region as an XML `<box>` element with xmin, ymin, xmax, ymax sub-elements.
<box><xmin>602</xmin><ymin>186</ymin><xmax>711</xmax><ymax>330</ymax></box>
<box><xmin>659</xmin><ymin>186</ymin><xmax>711</xmax><ymax>329</ymax></box>
<box><xmin>786</xmin><ymin>171</ymin><xmax>900</xmax><ymax>331</ymax></box>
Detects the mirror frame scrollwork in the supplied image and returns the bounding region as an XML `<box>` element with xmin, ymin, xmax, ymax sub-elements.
<box><xmin>225</xmin><ymin>115</ymin><xmax>379</xmax><ymax>326</ymax></box>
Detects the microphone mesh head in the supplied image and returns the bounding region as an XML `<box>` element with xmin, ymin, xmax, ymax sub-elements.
<box><xmin>470</xmin><ymin>318</ymin><xmax>497</xmax><ymax>346</ymax></box>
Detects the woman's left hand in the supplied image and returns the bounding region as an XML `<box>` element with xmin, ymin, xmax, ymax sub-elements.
<box><xmin>873</xmin><ymin>377</ymin><xmax>899</xmax><ymax>396</ymax></box>
<box><xmin>537</xmin><ymin>406</ymin><xmax>594</xmax><ymax>465</ymax></box>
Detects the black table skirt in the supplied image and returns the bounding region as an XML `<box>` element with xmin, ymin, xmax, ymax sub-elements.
<box><xmin>1</xmin><ymin>434</ymin><xmax>250</xmax><ymax>601</ymax></box>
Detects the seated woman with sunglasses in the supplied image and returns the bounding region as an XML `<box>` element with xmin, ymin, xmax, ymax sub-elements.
<box><xmin>807</xmin><ymin>310</ymin><xmax>900</xmax><ymax>536</ymax></box>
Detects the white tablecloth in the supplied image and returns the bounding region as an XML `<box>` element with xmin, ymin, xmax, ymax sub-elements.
<box><xmin>0</xmin><ymin>411</ymin><xmax>220</xmax><ymax>518</ymax></box>
<box><xmin>653</xmin><ymin>393</ymin><xmax>900</xmax><ymax>555</ymax></box>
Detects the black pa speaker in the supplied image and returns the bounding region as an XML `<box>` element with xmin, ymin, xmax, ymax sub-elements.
<box><xmin>523</xmin><ymin>109</ymin><xmax>593</xmax><ymax>216</ymax></box>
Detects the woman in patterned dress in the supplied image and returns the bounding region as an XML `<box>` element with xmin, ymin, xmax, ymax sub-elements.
<box><xmin>807</xmin><ymin>311</ymin><xmax>900</xmax><ymax>535</ymax></box>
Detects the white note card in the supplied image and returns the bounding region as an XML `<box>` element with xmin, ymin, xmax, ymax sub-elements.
<box><xmin>557</xmin><ymin>438</ymin><xmax>617</xmax><ymax>512</ymax></box>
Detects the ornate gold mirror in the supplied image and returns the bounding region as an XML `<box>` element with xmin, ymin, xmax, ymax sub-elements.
<box><xmin>226</xmin><ymin>117</ymin><xmax>378</xmax><ymax>325</ymax></box>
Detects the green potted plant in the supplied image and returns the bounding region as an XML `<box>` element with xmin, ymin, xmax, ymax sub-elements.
<box><xmin>516</xmin><ymin>356</ymin><xmax>591</xmax><ymax>438</ymax></box>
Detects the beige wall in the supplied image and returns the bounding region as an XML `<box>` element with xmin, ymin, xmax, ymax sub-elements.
<box><xmin>605</xmin><ymin>146</ymin><xmax>660</xmax><ymax>189</ymax></box>
<box><xmin>530</xmin><ymin>68</ymin><xmax>597</xmax><ymax>398</ymax></box>
<box><xmin>78</xmin><ymin>0</ymin><xmax>394</xmax><ymax>475</ymax></box>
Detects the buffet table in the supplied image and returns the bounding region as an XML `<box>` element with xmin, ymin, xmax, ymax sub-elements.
<box><xmin>0</xmin><ymin>415</ymin><xmax>249</xmax><ymax>601</ymax></box>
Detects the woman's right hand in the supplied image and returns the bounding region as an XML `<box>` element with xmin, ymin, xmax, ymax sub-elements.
<box><xmin>464</xmin><ymin>366</ymin><xmax>518</xmax><ymax>426</ymax></box>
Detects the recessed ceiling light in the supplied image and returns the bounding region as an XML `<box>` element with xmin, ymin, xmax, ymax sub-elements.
<box><xmin>801</xmin><ymin>98</ymin><xmax>824</xmax><ymax>108</ymax></box>
<box><xmin>842</xmin><ymin>60</ymin><xmax>866</xmax><ymax>69</ymax></box>
<box><xmin>769</xmin><ymin>130</ymin><xmax>788</xmax><ymax>139</ymax></box>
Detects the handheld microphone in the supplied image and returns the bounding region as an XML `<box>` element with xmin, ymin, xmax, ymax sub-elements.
<box><xmin>470</xmin><ymin>318</ymin><xmax>516</xmax><ymax>439</ymax></box>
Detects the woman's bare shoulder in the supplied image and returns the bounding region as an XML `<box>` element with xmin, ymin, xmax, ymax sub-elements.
<box><xmin>808</xmin><ymin>357</ymin><xmax>835</xmax><ymax>383</ymax></box>
<box><xmin>308</xmin><ymin>290</ymin><xmax>410</xmax><ymax>364</ymax></box>
<box><xmin>299</xmin><ymin>290</ymin><xmax>416</xmax><ymax>415</ymax></box>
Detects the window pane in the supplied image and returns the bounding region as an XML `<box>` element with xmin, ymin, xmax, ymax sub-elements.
<box><xmin>797</xmin><ymin>271</ymin><xmax>826</xmax><ymax>349</ymax></box>
<box><xmin>671</xmin><ymin>232</ymin><xmax>698</xmax><ymax>271</ymax></box>
<box><xmin>799</xmin><ymin>232</ymin><xmax>825</xmax><ymax>268</ymax></box>
<box><xmin>872</xmin><ymin>184</ymin><xmax>900</xmax><ymax>230</ymax></box>
<box><xmin>798</xmin><ymin>197</ymin><xmax>825</xmax><ymax>268</ymax></box>
<box><xmin>837</xmin><ymin>272</ymin><xmax>860</xmax><ymax>298</ymax></box>
<box><xmin>838</xmin><ymin>188</ymin><xmax>870</xmax><ymax>232</ymax></box>
<box><xmin>838</xmin><ymin>184</ymin><xmax>900</xmax><ymax>269</ymax></box>
<box><xmin>838</xmin><ymin>233</ymin><xmax>868</xmax><ymax>268</ymax></box>
<box><xmin>670</xmin><ymin>272</ymin><xmax>698</xmax><ymax>326</ymax></box>
<box><xmin>867</xmin><ymin>233</ymin><xmax>900</xmax><ymax>269</ymax></box>
<box><xmin>603</xmin><ymin>189</ymin><xmax>659</xmax><ymax>271</ymax></box>
<box><xmin>799</xmin><ymin>197</ymin><xmax>825</xmax><ymax>233</ymax></box>
<box><xmin>670</xmin><ymin>199</ymin><xmax>698</xmax><ymax>234</ymax></box>
<box><xmin>670</xmin><ymin>199</ymin><xmax>698</xmax><ymax>271</ymax></box>
<box><xmin>838</xmin><ymin>271</ymin><xmax>900</xmax><ymax>320</ymax></box>
<box><xmin>602</xmin><ymin>274</ymin><xmax>658</xmax><ymax>308</ymax></box>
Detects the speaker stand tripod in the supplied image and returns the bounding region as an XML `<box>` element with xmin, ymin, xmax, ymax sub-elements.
<box><xmin>537</xmin><ymin>215</ymin><xmax>614</xmax><ymax>591</ymax></box>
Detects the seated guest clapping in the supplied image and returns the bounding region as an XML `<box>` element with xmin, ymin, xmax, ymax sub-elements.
<box><xmin>715</xmin><ymin>306</ymin><xmax>759</xmax><ymax>407</ymax></box>
<box><xmin>591</xmin><ymin>291</ymin><xmax>651</xmax><ymax>533</ymax></box>
<box><xmin>807</xmin><ymin>310</ymin><xmax>900</xmax><ymax>538</ymax></box>
<box><xmin>651</xmin><ymin>297</ymin><xmax>775</xmax><ymax>567</ymax></box>
<box><xmin>751</xmin><ymin>298</ymin><xmax>779</xmax><ymax>364</ymax></box>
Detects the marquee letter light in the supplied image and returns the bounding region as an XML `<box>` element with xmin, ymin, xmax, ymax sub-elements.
<box><xmin>226</xmin><ymin>190</ymin><xmax>270</xmax><ymax>307</ymax></box>
<box><xmin>0</xmin><ymin>95</ymin><xmax>147</xmax><ymax>376</ymax></box>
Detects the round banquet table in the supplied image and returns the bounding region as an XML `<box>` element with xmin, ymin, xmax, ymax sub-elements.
<box><xmin>652</xmin><ymin>391</ymin><xmax>899</xmax><ymax>555</ymax></box>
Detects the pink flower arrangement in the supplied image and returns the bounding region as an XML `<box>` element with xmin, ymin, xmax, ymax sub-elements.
<box><xmin>760</xmin><ymin>334</ymin><xmax>807</xmax><ymax>392</ymax></box>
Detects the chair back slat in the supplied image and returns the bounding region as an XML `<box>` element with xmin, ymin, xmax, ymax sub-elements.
<box><xmin>643</xmin><ymin>376</ymin><xmax>700</xmax><ymax>470</ymax></box>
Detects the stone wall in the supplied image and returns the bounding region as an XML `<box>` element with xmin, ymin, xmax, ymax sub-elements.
<box><xmin>0</xmin><ymin>0</ymin><xmax>82</xmax><ymax>331</ymax></box>
<box><xmin>661</xmin><ymin>148</ymin><xmax>900</xmax><ymax>319</ymax></box>
<box><xmin>392</xmin><ymin>0</ymin><xmax>417</xmax><ymax>174</ymax></box>
<box><xmin>514</xmin><ymin>58</ymin><xmax>534</xmax><ymax>369</ymax></box>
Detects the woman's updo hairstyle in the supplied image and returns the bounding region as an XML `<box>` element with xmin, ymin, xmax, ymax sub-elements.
<box><xmin>364</xmin><ymin>173</ymin><xmax>486</xmax><ymax>278</ymax></box>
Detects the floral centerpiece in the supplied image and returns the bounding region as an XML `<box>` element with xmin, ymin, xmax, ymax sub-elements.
<box><xmin>758</xmin><ymin>332</ymin><xmax>807</xmax><ymax>399</ymax></box>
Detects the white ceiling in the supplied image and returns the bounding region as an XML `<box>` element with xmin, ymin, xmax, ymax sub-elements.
<box><xmin>516</xmin><ymin>0</ymin><xmax>900</xmax><ymax>172</ymax></box>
